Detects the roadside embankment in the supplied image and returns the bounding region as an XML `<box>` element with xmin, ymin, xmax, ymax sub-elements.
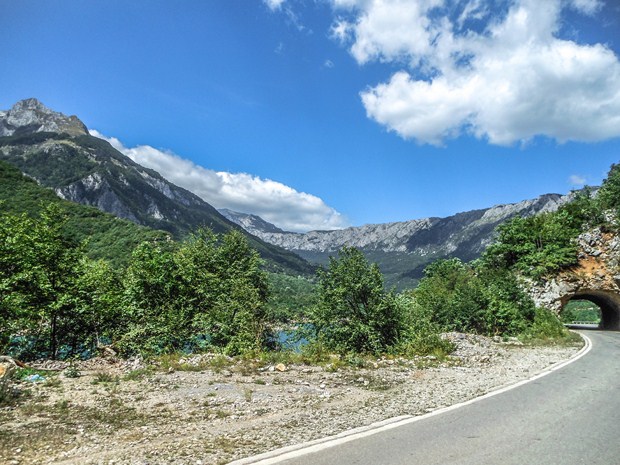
<box><xmin>0</xmin><ymin>334</ymin><xmax>582</xmax><ymax>465</ymax></box>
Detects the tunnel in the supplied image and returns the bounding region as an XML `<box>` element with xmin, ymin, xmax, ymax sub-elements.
<box><xmin>563</xmin><ymin>290</ymin><xmax>620</xmax><ymax>330</ymax></box>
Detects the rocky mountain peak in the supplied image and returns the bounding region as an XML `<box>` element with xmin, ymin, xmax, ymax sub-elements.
<box><xmin>0</xmin><ymin>98</ymin><xmax>88</xmax><ymax>137</ymax></box>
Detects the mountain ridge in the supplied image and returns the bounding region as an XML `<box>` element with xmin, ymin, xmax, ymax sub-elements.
<box><xmin>0</xmin><ymin>99</ymin><xmax>313</xmax><ymax>275</ymax></box>
<box><xmin>221</xmin><ymin>193</ymin><xmax>570</xmax><ymax>288</ymax></box>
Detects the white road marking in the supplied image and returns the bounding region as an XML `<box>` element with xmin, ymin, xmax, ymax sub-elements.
<box><xmin>229</xmin><ymin>333</ymin><xmax>592</xmax><ymax>465</ymax></box>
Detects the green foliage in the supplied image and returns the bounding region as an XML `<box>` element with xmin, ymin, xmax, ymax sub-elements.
<box><xmin>0</xmin><ymin>198</ymin><xmax>274</xmax><ymax>358</ymax></box>
<box><xmin>484</xmin><ymin>187</ymin><xmax>603</xmax><ymax>280</ymax></box>
<box><xmin>266</xmin><ymin>273</ymin><xmax>317</xmax><ymax>323</ymax></box>
<box><xmin>558</xmin><ymin>187</ymin><xmax>604</xmax><ymax>230</ymax></box>
<box><xmin>597</xmin><ymin>163</ymin><xmax>620</xmax><ymax>217</ymax></box>
<box><xmin>396</xmin><ymin>293</ymin><xmax>455</xmax><ymax>357</ymax></box>
<box><xmin>64</xmin><ymin>363</ymin><xmax>81</xmax><ymax>379</ymax></box>
<box><xmin>484</xmin><ymin>213</ymin><xmax>579</xmax><ymax>279</ymax></box>
<box><xmin>411</xmin><ymin>259</ymin><xmax>535</xmax><ymax>337</ymax></box>
<box><xmin>309</xmin><ymin>247</ymin><xmax>403</xmax><ymax>354</ymax></box>
<box><xmin>0</xmin><ymin>204</ymin><xmax>87</xmax><ymax>358</ymax></box>
<box><xmin>200</xmin><ymin>230</ymin><xmax>271</xmax><ymax>354</ymax></box>
<box><xmin>561</xmin><ymin>300</ymin><xmax>601</xmax><ymax>323</ymax></box>
<box><xmin>522</xmin><ymin>307</ymin><xmax>575</xmax><ymax>343</ymax></box>
<box><xmin>119</xmin><ymin>229</ymin><xmax>271</xmax><ymax>356</ymax></box>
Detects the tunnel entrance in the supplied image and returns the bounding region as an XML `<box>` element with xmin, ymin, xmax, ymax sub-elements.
<box><xmin>561</xmin><ymin>290</ymin><xmax>620</xmax><ymax>330</ymax></box>
<box><xmin>561</xmin><ymin>300</ymin><xmax>601</xmax><ymax>325</ymax></box>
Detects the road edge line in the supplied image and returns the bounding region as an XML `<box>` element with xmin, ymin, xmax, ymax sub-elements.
<box><xmin>229</xmin><ymin>333</ymin><xmax>592</xmax><ymax>465</ymax></box>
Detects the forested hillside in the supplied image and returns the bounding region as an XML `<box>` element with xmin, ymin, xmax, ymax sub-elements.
<box><xmin>0</xmin><ymin>160</ymin><xmax>167</xmax><ymax>267</ymax></box>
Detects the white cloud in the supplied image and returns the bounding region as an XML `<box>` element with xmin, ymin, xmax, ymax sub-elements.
<box><xmin>324</xmin><ymin>59</ymin><xmax>335</xmax><ymax>68</ymax></box>
<box><xmin>335</xmin><ymin>0</ymin><xmax>444</xmax><ymax>66</ymax></box>
<box><xmin>457</xmin><ymin>0</ymin><xmax>489</xmax><ymax>28</ymax></box>
<box><xmin>568</xmin><ymin>0</ymin><xmax>603</xmax><ymax>15</ymax></box>
<box><xmin>264</xmin><ymin>0</ymin><xmax>286</xmax><ymax>11</ymax></box>
<box><xmin>329</xmin><ymin>0</ymin><xmax>620</xmax><ymax>146</ymax></box>
<box><xmin>330</xmin><ymin>19</ymin><xmax>353</xmax><ymax>43</ymax></box>
<box><xmin>89</xmin><ymin>130</ymin><xmax>348</xmax><ymax>233</ymax></box>
<box><xmin>569</xmin><ymin>174</ymin><xmax>587</xmax><ymax>186</ymax></box>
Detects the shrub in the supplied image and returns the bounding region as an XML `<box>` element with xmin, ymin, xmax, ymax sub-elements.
<box><xmin>308</xmin><ymin>247</ymin><xmax>403</xmax><ymax>354</ymax></box>
<box><xmin>523</xmin><ymin>307</ymin><xmax>573</xmax><ymax>342</ymax></box>
<box><xmin>411</xmin><ymin>259</ymin><xmax>536</xmax><ymax>337</ymax></box>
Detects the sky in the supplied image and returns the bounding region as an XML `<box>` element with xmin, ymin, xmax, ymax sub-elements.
<box><xmin>1</xmin><ymin>0</ymin><xmax>620</xmax><ymax>232</ymax></box>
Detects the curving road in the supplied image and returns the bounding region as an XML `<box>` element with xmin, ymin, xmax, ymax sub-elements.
<box><xmin>247</xmin><ymin>331</ymin><xmax>620</xmax><ymax>465</ymax></box>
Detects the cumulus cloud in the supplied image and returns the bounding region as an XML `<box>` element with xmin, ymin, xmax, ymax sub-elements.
<box><xmin>329</xmin><ymin>0</ymin><xmax>620</xmax><ymax>146</ymax></box>
<box><xmin>89</xmin><ymin>130</ymin><xmax>348</xmax><ymax>233</ymax></box>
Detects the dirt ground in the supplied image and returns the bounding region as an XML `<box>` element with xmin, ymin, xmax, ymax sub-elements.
<box><xmin>0</xmin><ymin>334</ymin><xmax>582</xmax><ymax>465</ymax></box>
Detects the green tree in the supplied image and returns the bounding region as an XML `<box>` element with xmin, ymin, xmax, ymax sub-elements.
<box><xmin>207</xmin><ymin>230</ymin><xmax>271</xmax><ymax>354</ymax></box>
<box><xmin>310</xmin><ymin>246</ymin><xmax>402</xmax><ymax>354</ymax></box>
<box><xmin>413</xmin><ymin>259</ymin><xmax>486</xmax><ymax>333</ymax></box>
<box><xmin>119</xmin><ymin>229</ymin><xmax>271</xmax><ymax>355</ymax></box>
<box><xmin>598</xmin><ymin>163</ymin><xmax>620</xmax><ymax>215</ymax></box>
<box><xmin>412</xmin><ymin>259</ymin><xmax>535</xmax><ymax>336</ymax></box>
<box><xmin>74</xmin><ymin>258</ymin><xmax>124</xmax><ymax>351</ymax></box>
<box><xmin>484</xmin><ymin>213</ymin><xmax>579</xmax><ymax>279</ymax></box>
<box><xmin>0</xmin><ymin>204</ymin><xmax>85</xmax><ymax>358</ymax></box>
<box><xmin>120</xmin><ymin>239</ymin><xmax>185</xmax><ymax>354</ymax></box>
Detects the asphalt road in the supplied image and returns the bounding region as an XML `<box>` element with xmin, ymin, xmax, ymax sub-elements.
<box><xmin>272</xmin><ymin>331</ymin><xmax>620</xmax><ymax>465</ymax></box>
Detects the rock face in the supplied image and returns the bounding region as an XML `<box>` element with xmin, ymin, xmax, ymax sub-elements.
<box><xmin>0</xmin><ymin>99</ymin><xmax>313</xmax><ymax>275</ymax></box>
<box><xmin>0</xmin><ymin>98</ymin><xmax>88</xmax><ymax>137</ymax></box>
<box><xmin>219</xmin><ymin>208</ymin><xmax>286</xmax><ymax>235</ymax></box>
<box><xmin>527</xmin><ymin>226</ymin><xmax>620</xmax><ymax>329</ymax></box>
<box><xmin>224</xmin><ymin>194</ymin><xmax>569</xmax><ymax>288</ymax></box>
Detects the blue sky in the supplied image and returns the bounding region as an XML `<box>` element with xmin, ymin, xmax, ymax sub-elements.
<box><xmin>1</xmin><ymin>0</ymin><xmax>620</xmax><ymax>232</ymax></box>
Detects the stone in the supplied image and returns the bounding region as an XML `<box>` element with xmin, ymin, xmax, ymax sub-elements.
<box><xmin>275</xmin><ymin>363</ymin><xmax>287</xmax><ymax>372</ymax></box>
<box><xmin>0</xmin><ymin>362</ymin><xmax>13</xmax><ymax>380</ymax></box>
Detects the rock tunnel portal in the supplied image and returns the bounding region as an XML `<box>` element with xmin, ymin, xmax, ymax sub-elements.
<box><xmin>563</xmin><ymin>290</ymin><xmax>620</xmax><ymax>330</ymax></box>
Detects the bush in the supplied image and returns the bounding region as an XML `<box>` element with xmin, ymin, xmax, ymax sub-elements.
<box><xmin>308</xmin><ymin>247</ymin><xmax>403</xmax><ymax>354</ymax></box>
<box><xmin>410</xmin><ymin>259</ymin><xmax>536</xmax><ymax>337</ymax></box>
<box><xmin>118</xmin><ymin>229</ymin><xmax>271</xmax><ymax>356</ymax></box>
<box><xmin>523</xmin><ymin>307</ymin><xmax>574</xmax><ymax>342</ymax></box>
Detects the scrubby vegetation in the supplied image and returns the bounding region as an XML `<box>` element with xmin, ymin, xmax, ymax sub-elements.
<box><xmin>484</xmin><ymin>188</ymin><xmax>601</xmax><ymax>279</ymax></box>
<box><xmin>6</xmin><ymin>159</ymin><xmax>619</xmax><ymax>361</ymax></box>
<box><xmin>1</xmin><ymin>206</ymin><xmax>272</xmax><ymax>358</ymax></box>
<box><xmin>0</xmin><ymin>160</ymin><xmax>167</xmax><ymax>268</ymax></box>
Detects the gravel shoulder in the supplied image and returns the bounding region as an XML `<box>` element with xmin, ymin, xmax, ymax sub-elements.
<box><xmin>0</xmin><ymin>334</ymin><xmax>582</xmax><ymax>465</ymax></box>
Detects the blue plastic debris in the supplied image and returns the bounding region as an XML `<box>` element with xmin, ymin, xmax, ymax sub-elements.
<box><xmin>26</xmin><ymin>374</ymin><xmax>45</xmax><ymax>383</ymax></box>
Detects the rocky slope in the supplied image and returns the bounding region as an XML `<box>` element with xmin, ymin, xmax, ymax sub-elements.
<box><xmin>0</xmin><ymin>99</ymin><xmax>313</xmax><ymax>274</ymax></box>
<box><xmin>219</xmin><ymin>208</ymin><xmax>286</xmax><ymax>234</ymax></box>
<box><xmin>225</xmin><ymin>194</ymin><xmax>569</xmax><ymax>288</ymax></box>
<box><xmin>527</xmin><ymin>223</ymin><xmax>620</xmax><ymax>329</ymax></box>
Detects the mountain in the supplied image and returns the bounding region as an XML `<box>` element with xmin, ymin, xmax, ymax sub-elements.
<box><xmin>0</xmin><ymin>99</ymin><xmax>313</xmax><ymax>275</ymax></box>
<box><xmin>0</xmin><ymin>98</ymin><xmax>88</xmax><ymax>137</ymax></box>
<box><xmin>0</xmin><ymin>160</ymin><xmax>168</xmax><ymax>267</ymax></box>
<box><xmin>222</xmin><ymin>194</ymin><xmax>569</xmax><ymax>288</ymax></box>
<box><xmin>218</xmin><ymin>208</ymin><xmax>287</xmax><ymax>235</ymax></box>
